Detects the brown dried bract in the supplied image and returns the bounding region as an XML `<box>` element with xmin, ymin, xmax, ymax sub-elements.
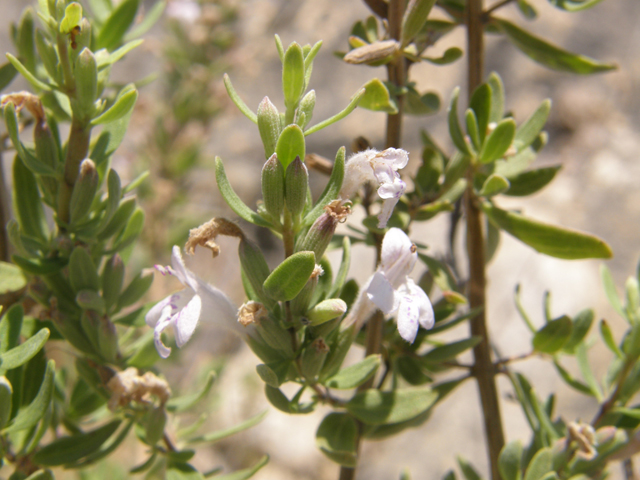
<box><xmin>324</xmin><ymin>199</ymin><xmax>351</xmax><ymax>223</ymax></box>
<box><xmin>238</xmin><ymin>301</ymin><xmax>267</xmax><ymax>326</ymax></box>
<box><xmin>1</xmin><ymin>91</ymin><xmax>45</xmax><ymax>123</ymax></box>
<box><xmin>107</xmin><ymin>367</ymin><xmax>171</xmax><ymax>411</ymax></box>
<box><xmin>185</xmin><ymin>217</ymin><xmax>245</xmax><ymax>257</ymax></box>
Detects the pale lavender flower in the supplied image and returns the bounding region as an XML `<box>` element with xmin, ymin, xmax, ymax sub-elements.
<box><xmin>166</xmin><ymin>0</ymin><xmax>201</xmax><ymax>24</ymax></box>
<box><xmin>146</xmin><ymin>246</ymin><xmax>239</xmax><ymax>358</ymax></box>
<box><xmin>366</xmin><ymin>228</ymin><xmax>434</xmax><ymax>343</ymax></box>
<box><xmin>339</xmin><ymin>148</ymin><xmax>409</xmax><ymax>228</ymax></box>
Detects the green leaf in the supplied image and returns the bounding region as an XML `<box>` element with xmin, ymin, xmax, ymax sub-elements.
<box><xmin>517</xmin><ymin>0</ymin><xmax>537</xmax><ymax>18</ymax></box>
<box><xmin>532</xmin><ymin>316</ymin><xmax>572</xmax><ymax>353</ymax></box>
<box><xmin>124</xmin><ymin>1</ymin><xmax>165</xmax><ymax>41</ymax></box>
<box><xmin>330</xmin><ymin>236</ymin><xmax>351</xmax><ymax>297</ymax></box>
<box><xmin>275</xmin><ymin>124</ymin><xmax>305</xmax><ymax>171</ymax></box>
<box><xmin>59</xmin><ymin>3</ymin><xmax>82</xmax><ymax>33</ymax></box>
<box><xmin>316</xmin><ymin>413</ymin><xmax>358</xmax><ymax>467</ymax></box>
<box><xmin>213</xmin><ymin>455</ymin><xmax>269</xmax><ymax>480</ymax></box>
<box><xmin>505</xmin><ymin>166</ymin><xmax>560</xmax><ymax>197</ymax></box>
<box><xmin>325</xmin><ymin>355</ymin><xmax>381</xmax><ymax>389</ymax></box>
<box><xmin>469</xmin><ymin>83</ymin><xmax>492</xmax><ymax>143</ymax></box>
<box><xmin>187</xmin><ymin>410</ymin><xmax>269</xmax><ymax>445</ymax></box>
<box><xmin>548</xmin><ymin>0</ymin><xmax>603</xmax><ymax>11</ymax></box>
<box><xmin>575</xmin><ymin>343</ymin><xmax>602</xmax><ymax>401</ymax></box>
<box><xmin>499</xmin><ymin>440</ymin><xmax>523</xmax><ymax>480</ymax></box>
<box><xmin>401</xmin><ymin>0</ymin><xmax>437</xmax><ymax>46</ymax></box>
<box><xmin>90</xmin><ymin>88</ymin><xmax>137</xmax><ymax>125</ymax></box>
<box><xmin>600</xmin><ymin>320</ymin><xmax>622</xmax><ymax>358</ymax></box>
<box><xmin>263</xmin><ymin>251</ymin><xmax>316</xmax><ymax>301</ymax></box>
<box><xmin>303</xmin><ymin>147</ymin><xmax>345</xmax><ymax>227</ymax></box>
<box><xmin>447</xmin><ymin>87</ymin><xmax>472</xmax><ymax>156</ymax></box>
<box><xmin>69</xmin><ymin>247</ymin><xmax>100</xmax><ymax>293</ymax></box>
<box><xmin>282</xmin><ymin>42</ymin><xmax>305</xmax><ymax>109</ymax></box>
<box><xmin>457</xmin><ymin>456</ymin><xmax>483</xmax><ymax>480</ymax></box>
<box><xmin>222</xmin><ymin>74</ymin><xmax>257</xmax><ymax>123</ymax></box>
<box><xmin>405</xmin><ymin>89</ymin><xmax>439</xmax><ymax>116</ymax></box>
<box><xmin>422</xmin><ymin>47</ymin><xmax>463</xmax><ymax>65</ymax></box>
<box><xmin>5</xmin><ymin>359</ymin><xmax>55</xmax><ymax>433</ymax></box>
<box><xmin>479</xmin><ymin>174</ymin><xmax>510</xmax><ymax>197</ymax></box>
<box><xmin>0</xmin><ymin>329</ymin><xmax>49</xmax><ymax>370</ymax></box>
<box><xmin>167</xmin><ymin>371</ymin><xmax>216</xmax><ymax>413</ymax></box>
<box><xmin>422</xmin><ymin>337</ymin><xmax>482</xmax><ymax>363</ymax></box>
<box><xmin>0</xmin><ymin>262</ymin><xmax>27</xmax><ymax>294</ymax></box>
<box><xmin>601</xmin><ymin>265</ymin><xmax>624</xmax><ymax>317</ymax></box>
<box><xmin>562</xmin><ymin>309</ymin><xmax>593</xmax><ymax>353</ymax></box>
<box><xmin>33</xmin><ymin>419</ymin><xmax>121</xmax><ymax>465</ymax></box>
<box><xmin>0</xmin><ymin>62</ymin><xmax>18</xmax><ymax>91</ymax></box>
<box><xmin>5</xmin><ymin>53</ymin><xmax>51</xmax><ymax>91</ymax></box>
<box><xmin>11</xmin><ymin>155</ymin><xmax>49</xmax><ymax>242</ymax></box>
<box><xmin>96</xmin><ymin>0</ymin><xmax>139</xmax><ymax>51</ymax></box>
<box><xmin>358</xmin><ymin>78</ymin><xmax>398</xmax><ymax>113</ymax></box>
<box><xmin>345</xmin><ymin>387</ymin><xmax>438</xmax><ymax>425</ymax></box>
<box><xmin>479</xmin><ymin>118</ymin><xmax>516</xmax><ymax>164</ymax></box>
<box><xmin>418</xmin><ymin>254</ymin><xmax>458</xmax><ymax>293</ymax></box>
<box><xmin>256</xmin><ymin>364</ymin><xmax>280</xmax><ymax>387</ymax></box>
<box><xmin>482</xmin><ymin>202</ymin><xmax>613</xmax><ymax>259</ymax></box>
<box><xmin>514</xmin><ymin>99</ymin><xmax>551</xmax><ymax>151</ymax></box>
<box><xmin>465</xmin><ymin>109</ymin><xmax>480</xmax><ymax>151</ymax></box>
<box><xmin>523</xmin><ymin>447</ymin><xmax>552</xmax><ymax>480</ymax></box>
<box><xmin>0</xmin><ymin>376</ymin><xmax>12</xmax><ymax>429</ymax></box>
<box><xmin>305</xmin><ymin>88</ymin><xmax>365</xmax><ymax>135</ymax></box>
<box><xmin>23</xmin><ymin>470</ymin><xmax>54</xmax><ymax>480</ymax></box>
<box><xmin>494</xmin><ymin>18</ymin><xmax>616</xmax><ymax>74</ymax></box>
<box><xmin>215</xmin><ymin>157</ymin><xmax>271</xmax><ymax>227</ymax></box>
<box><xmin>487</xmin><ymin>72</ymin><xmax>505</xmax><ymax>124</ymax></box>
<box><xmin>552</xmin><ymin>360</ymin><xmax>593</xmax><ymax>395</ymax></box>
<box><xmin>12</xmin><ymin>256</ymin><xmax>66</xmax><ymax>276</ymax></box>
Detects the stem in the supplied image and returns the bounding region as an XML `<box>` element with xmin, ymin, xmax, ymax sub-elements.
<box><xmin>57</xmin><ymin>33</ymin><xmax>74</xmax><ymax>93</ymax></box>
<box><xmin>283</xmin><ymin>207</ymin><xmax>295</xmax><ymax>258</ymax></box>
<box><xmin>483</xmin><ymin>0</ymin><xmax>516</xmax><ymax>17</ymax></box>
<box><xmin>57</xmin><ymin>118</ymin><xmax>91</xmax><ymax>224</ymax></box>
<box><xmin>592</xmin><ymin>356</ymin><xmax>634</xmax><ymax>427</ymax></box>
<box><xmin>0</xmin><ymin>150</ymin><xmax>10</xmax><ymax>261</ymax></box>
<box><xmin>466</xmin><ymin>0</ymin><xmax>505</xmax><ymax>478</ymax></box>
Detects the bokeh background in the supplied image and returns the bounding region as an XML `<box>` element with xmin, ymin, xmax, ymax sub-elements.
<box><xmin>1</xmin><ymin>0</ymin><xmax>639</xmax><ymax>478</ymax></box>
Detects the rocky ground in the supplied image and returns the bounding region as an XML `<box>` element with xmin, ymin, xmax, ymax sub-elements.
<box><xmin>1</xmin><ymin>0</ymin><xmax>639</xmax><ymax>479</ymax></box>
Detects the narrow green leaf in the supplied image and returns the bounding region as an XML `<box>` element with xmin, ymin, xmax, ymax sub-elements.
<box><xmin>0</xmin><ymin>329</ymin><xmax>49</xmax><ymax>370</ymax></box>
<box><xmin>421</xmin><ymin>47</ymin><xmax>463</xmax><ymax>65</ymax></box>
<box><xmin>483</xmin><ymin>202</ymin><xmax>613</xmax><ymax>259</ymax></box>
<box><xmin>600</xmin><ymin>320</ymin><xmax>622</xmax><ymax>358</ymax></box>
<box><xmin>215</xmin><ymin>157</ymin><xmax>271</xmax><ymax>227</ymax></box>
<box><xmin>316</xmin><ymin>413</ymin><xmax>358</xmax><ymax>467</ymax></box>
<box><xmin>523</xmin><ymin>448</ymin><xmax>552</xmax><ymax>480</ymax></box>
<box><xmin>124</xmin><ymin>1</ymin><xmax>165</xmax><ymax>41</ymax></box>
<box><xmin>479</xmin><ymin>118</ymin><xmax>516</xmax><ymax>164</ymax></box>
<box><xmin>325</xmin><ymin>355</ymin><xmax>381</xmax><ymax>390</ymax></box>
<box><xmin>532</xmin><ymin>316</ymin><xmax>572</xmax><ymax>353</ymax></box>
<box><xmin>505</xmin><ymin>166</ymin><xmax>560</xmax><ymax>197</ymax></box>
<box><xmin>69</xmin><ymin>247</ymin><xmax>100</xmax><ymax>293</ymax></box>
<box><xmin>0</xmin><ymin>62</ymin><xmax>18</xmax><ymax>91</ymax></box>
<box><xmin>32</xmin><ymin>419</ymin><xmax>121</xmax><ymax>465</ymax></box>
<box><xmin>575</xmin><ymin>343</ymin><xmax>603</xmax><ymax>401</ymax></box>
<box><xmin>167</xmin><ymin>371</ymin><xmax>216</xmax><ymax>413</ymax></box>
<box><xmin>223</xmin><ymin>74</ymin><xmax>256</xmax><ymax>123</ymax></box>
<box><xmin>5</xmin><ymin>359</ymin><xmax>55</xmax><ymax>433</ymax></box>
<box><xmin>91</xmin><ymin>88</ymin><xmax>137</xmax><ymax>125</ymax></box>
<box><xmin>487</xmin><ymin>72</ymin><xmax>505</xmax><ymax>124</ymax></box>
<box><xmin>457</xmin><ymin>456</ymin><xmax>483</xmax><ymax>480</ymax></box>
<box><xmin>447</xmin><ymin>87</ymin><xmax>471</xmax><ymax>156</ymax></box>
<box><xmin>552</xmin><ymin>360</ymin><xmax>593</xmax><ymax>395</ymax></box>
<box><xmin>548</xmin><ymin>0</ymin><xmax>603</xmax><ymax>12</ymax></box>
<box><xmin>514</xmin><ymin>99</ymin><xmax>551</xmax><ymax>151</ymax></box>
<box><xmin>418</xmin><ymin>254</ymin><xmax>458</xmax><ymax>293</ymax></box>
<box><xmin>562</xmin><ymin>309</ymin><xmax>593</xmax><ymax>353</ymax></box>
<box><xmin>469</xmin><ymin>83</ymin><xmax>492</xmax><ymax>143</ymax></box>
<box><xmin>498</xmin><ymin>440</ymin><xmax>523</xmax><ymax>480</ymax></box>
<box><xmin>303</xmin><ymin>147</ymin><xmax>345</xmax><ymax>227</ymax></box>
<box><xmin>5</xmin><ymin>53</ymin><xmax>51</xmax><ymax>91</ymax></box>
<box><xmin>305</xmin><ymin>88</ymin><xmax>365</xmax><ymax>135</ymax></box>
<box><xmin>0</xmin><ymin>261</ymin><xmax>27</xmax><ymax>294</ymax></box>
<box><xmin>187</xmin><ymin>410</ymin><xmax>268</xmax><ymax>445</ymax></box>
<box><xmin>275</xmin><ymin>124</ymin><xmax>305</xmax><ymax>171</ymax></box>
<box><xmin>345</xmin><ymin>387</ymin><xmax>438</xmax><ymax>425</ymax></box>
<box><xmin>601</xmin><ymin>264</ymin><xmax>624</xmax><ymax>317</ymax></box>
<box><xmin>11</xmin><ymin>155</ymin><xmax>49</xmax><ymax>241</ymax></box>
<box><xmin>0</xmin><ymin>376</ymin><xmax>12</xmax><ymax>429</ymax></box>
<box><xmin>282</xmin><ymin>42</ymin><xmax>305</xmax><ymax>109</ymax></box>
<box><xmin>479</xmin><ymin>173</ymin><xmax>510</xmax><ymax>197</ymax></box>
<box><xmin>465</xmin><ymin>109</ymin><xmax>480</xmax><ymax>151</ymax></box>
<box><xmin>422</xmin><ymin>337</ymin><xmax>482</xmax><ymax>363</ymax></box>
<box><xmin>303</xmin><ymin>40</ymin><xmax>323</xmax><ymax>87</ymax></box>
<box><xmin>494</xmin><ymin>18</ymin><xmax>616</xmax><ymax>74</ymax></box>
<box><xmin>401</xmin><ymin>0</ymin><xmax>437</xmax><ymax>46</ymax></box>
<box><xmin>213</xmin><ymin>455</ymin><xmax>269</xmax><ymax>480</ymax></box>
<box><xmin>358</xmin><ymin>78</ymin><xmax>398</xmax><ymax>113</ymax></box>
<box><xmin>96</xmin><ymin>0</ymin><xmax>139</xmax><ymax>51</ymax></box>
<box><xmin>263</xmin><ymin>251</ymin><xmax>316</xmax><ymax>301</ymax></box>
<box><xmin>330</xmin><ymin>236</ymin><xmax>351</xmax><ymax>297</ymax></box>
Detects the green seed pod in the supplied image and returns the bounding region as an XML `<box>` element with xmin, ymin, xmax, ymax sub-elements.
<box><xmin>239</xmin><ymin>238</ymin><xmax>273</xmax><ymax>307</ymax></box>
<box><xmin>255</xmin><ymin>315</ymin><xmax>294</xmax><ymax>358</ymax></box>
<box><xmin>285</xmin><ymin>157</ymin><xmax>308</xmax><ymax>219</ymax></box>
<box><xmin>257</xmin><ymin>97</ymin><xmax>281</xmax><ymax>158</ymax></box>
<box><xmin>297</xmin><ymin>90</ymin><xmax>315</xmax><ymax>130</ymax></box>
<box><xmin>69</xmin><ymin>158</ymin><xmax>98</xmax><ymax>225</ymax></box>
<box><xmin>72</xmin><ymin>47</ymin><xmax>97</xmax><ymax>121</ymax></box>
<box><xmin>0</xmin><ymin>376</ymin><xmax>12</xmax><ymax>429</ymax></box>
<box><xmin>307</xmin><ymin>299</ymin><xmax>347</xmax><ymax>326</ymax></box>
<box><xmin>296</xmin><ymin>212</ymin><xmax>339</xmax><ymax>260</ymax></box>
<box><xmin>261</xmin><ymin>154</ymin><xmax>284</xmax><ymax>219</ymax></box>
<box><xmin>98</xmin><ymin>316</ymin><xmax>119</xmax><ymax>363</ymax></box>
<box><xmin>300</xmin><ymin>338</ymin><xmax>329</xmax><ymax>380</ymax></box>
<box><xmin>101</xmin><ymin>254</ymin><xmax>124</xmax><ymax>313</ymax></box>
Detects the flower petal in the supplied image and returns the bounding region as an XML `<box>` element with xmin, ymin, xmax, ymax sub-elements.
<box><xmin>380</xmin><ymin>228</ymin><xmax>417</xmax><ymax>285</ymax></box>
<box><xmin>153</xmin><ymin>306</ymin><xmax>174</xmax><ymax>358</ymax></box>
<box><xmin>377</xmin><ymin>197</ymin><xmax>399</xmax><ymax>229</ymax></box>
<box><xmin>196</xmin><ymin>279</ymin><xmax>245</xmax><ymax>335</ymax></box>
<box><xmin>145</xmin><ymin>294</ymin><xmax>174</xmax><ymax>327</ymax></box>
<box><xmin>379</xmin><ymin>148</ymin><xmax>409</xmax><ymax>169</ymax></box>
<box><xmin>170</xmin><ymin>245</ymin><xmax>199</xmax><ymax>291</ymax></box>
<box><xmin>396</xmin><ymin>293</ymin><xmax>420</xmax><ymax>343</ymax></box>
<box><xmin>173</xmin><ymin>293</ymin><xmax>202</xmax><ymax>347</ymax></box>
<box><xmin>406</xmin><ymin>278</ymin><xmax>435</xmax><ymax>330</ymax></box>
<box><xmin>366</xmin><ymin>271</ymin><xmax>396</xmax><ymax>315</ymax></box>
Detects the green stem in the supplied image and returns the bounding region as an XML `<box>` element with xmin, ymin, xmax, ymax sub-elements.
<box><xmin>465</xmin><ymin>0</ymin><xmax>505</xmax><ymax>478</ymax></box>
<box><xmin>58</xmin><ymin>118</ymin><xmax>91</xmax><ymax>224</ymax></box>
<box><xmin>57</xmin><ymin>33</ymin><xmax>74</xmax><ymax>93</ymax></box>
<box><xmin>283</xmin><ymin>207</ymin><xmax>295</xmax><ymax>258</ymax></box>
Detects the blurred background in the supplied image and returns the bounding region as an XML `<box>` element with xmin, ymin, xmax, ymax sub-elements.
<box><xmin>0</xmin><ymin>0</ymin><xmax>639</xmax><ymax>478</ymax></box>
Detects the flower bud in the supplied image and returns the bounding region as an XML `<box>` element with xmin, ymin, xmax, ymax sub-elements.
<box><xmin>296</xmin><ymin>212</ymin><xmax>338</xmax><ymax>260</ymax></box>
<box><xmin>307</xmin><ymin>299</ymin><xmax>347</xmax><ymax>326</ymax></box>
<box><xmin>101</xmin><ymin>254</ymin><xmax>124</xmax><ymax>313</ymax></box>
<box><xmin>300</xmin><ymin>338</ymin><xmax>329</xmax><ymax>380</ymax></box>
<box><xmin>69</xmin><ymin>158</ymin><xmax>98</xmax><ymax>225</ymax></box>
<box><xmin>261</xmin><ymin>154</ymin><xmax>284</xmax><ymax>219</ymax></box>
<box><xmin>72</xmin><ymin>48</ymin><xmax>97</xmax><ymax>121</ymax></box>
<box><xmin>285</xmin><ymin>156</ymin><xmax>308</xmax><ymax>219</ymax></box>
<box><xmin>258</xmin><ymin>97</ymin><xmax>281</xmax><ymax>158</ymax></box>
<box><xmin>296</xmin><ymin>90</ymin><xmax>315</xmax><ymax>130</ymax></box>
<box><xmin>238</xmin><ymin>238</ymin><xmax>273</xmax><ymax>307</ymax></box>
<box><xmin>0</xmin><ymin>376</ymin><xmax>12</xmax><ymax>429</ymax></box>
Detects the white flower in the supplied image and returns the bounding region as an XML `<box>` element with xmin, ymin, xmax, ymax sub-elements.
<box><xmin>146</xmin><ymin>246</ymin><xmax>239</xmax><ymax>358</ymax></box>
<box><xmin>166</xmin><ymin>0</ymin><xmax>202</xmax><ymax>24</ymax></box>
<box><xmin>366</xmin><ymin>228</ymin><xmax>434</xmax><ymax>343</ymax></box>
<box><xmin>339</xmin><ymin>148</ymin><xmax>409</xmax><ymax>228</ymax></box>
